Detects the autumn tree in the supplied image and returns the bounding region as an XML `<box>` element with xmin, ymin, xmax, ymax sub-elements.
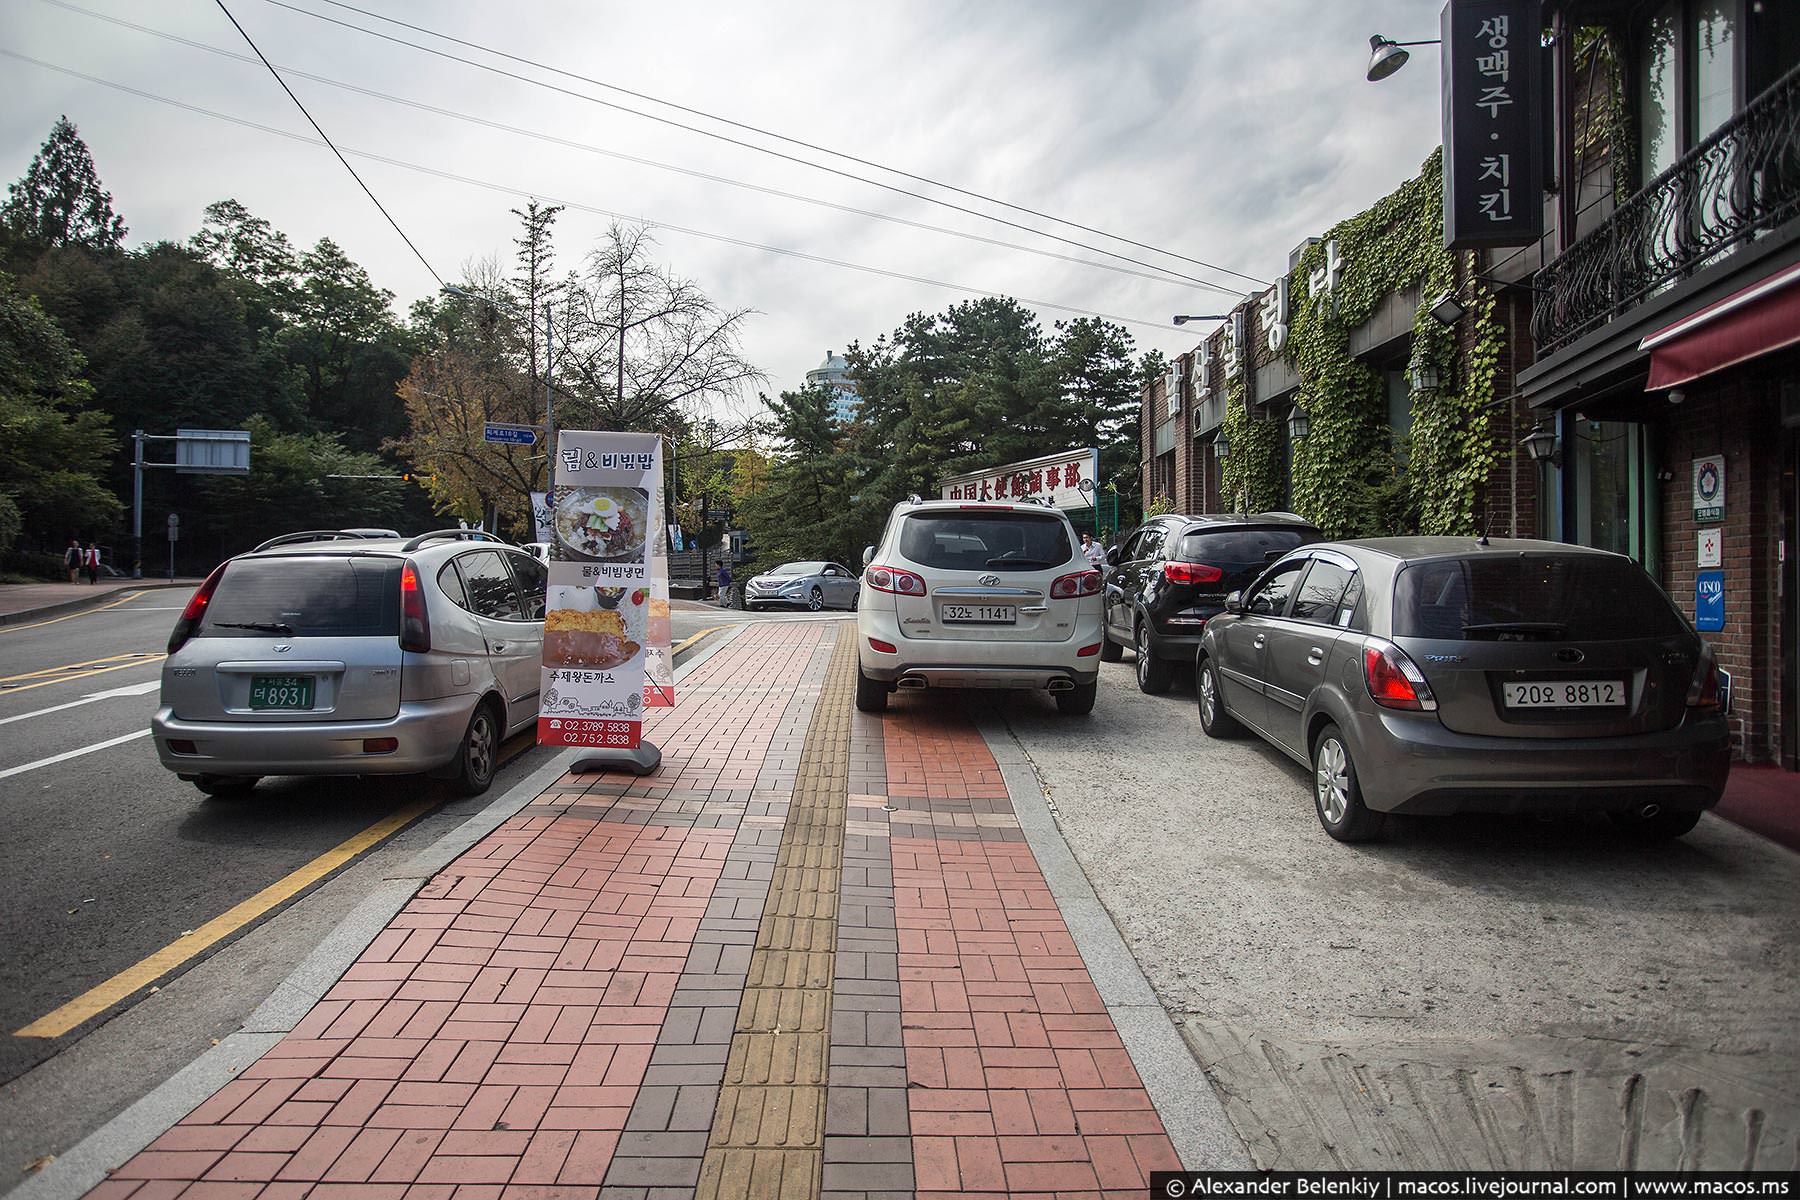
<box><xmin>2</xmin><ymin>116</ymin><xmax>126</xmax><ymax>251</ymax></box>
<box><xmin>388</xmin><ymin>348</ymin><xmax>541</xmax><ymax>536</ymax></box>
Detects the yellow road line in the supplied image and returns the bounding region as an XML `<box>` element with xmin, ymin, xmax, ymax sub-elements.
<box><xmin>0</xmin><ymin>655</ymin><xmax>167</xmax><ymax>698</ymax></box>
<box><xmin>0</xmin><ymin>589</ymin><xmax>151</xmax><ymax>635</ymax></box>
<box><xmin>672</xmin><ymin>625</ymin><xmax>728</xmax><ymax>655</ymax></box>
<box><xmin>0</xmin><ymin>652</ymin><xmax>157</xmax><ymax>685</ymax></box>
<box><xmin>15</xmin><ymin>797</ymin><xmax>437</xmax><ymax>1039</ymax></box>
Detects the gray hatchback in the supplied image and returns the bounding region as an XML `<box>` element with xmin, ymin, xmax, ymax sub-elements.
<box><xmin>1196</xmin><ymin>537</ymin><xmax>1731</xmax><ymax>842</ymax></box>
<box><xmin>153</xmin><ymin>529</ymin><xmax>546</xmax><ymax>798</ymax></box>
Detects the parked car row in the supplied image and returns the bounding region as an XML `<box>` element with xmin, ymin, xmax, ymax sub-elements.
<box><xmin>1100</xmin><ymin>512</ymin><xmax>1732</xmax><ymax>844</ymax></box>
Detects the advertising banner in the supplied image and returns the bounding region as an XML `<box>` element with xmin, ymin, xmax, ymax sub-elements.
<box><xmin>938</xmin><ymin>448</ymin><xmax>1100</xmax><ymax>509</ymax></box>
<box><xmin>536</xmin><ymin>432</ymin><xmax>668</xmax><ymax>749</ymax></box>
<box><xmin>529</xmin><ymin>491</ymin><xmax>554</xmax><ymax>544</ymax></box>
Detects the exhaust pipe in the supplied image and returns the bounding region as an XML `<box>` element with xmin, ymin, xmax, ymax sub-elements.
<box><xmin>1047</xmin><ymin>678</ymin><xmax>1075</xmax><ymax>692</ymax></box>
<box><xmin>895</xmin><ymin>677</ymin><xmax>927</xmax><ymax>690</ymax></box>
<box><xmin>1637</xmin><ymin>801</ymin><xmax>1662</xmax><ymax>819</ymax></box>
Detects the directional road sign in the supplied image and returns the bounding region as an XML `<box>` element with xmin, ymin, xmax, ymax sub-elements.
<box><xmin>484</xmin><ymin>423</ymin><xmax>538</xmax><ymax>446</ymax></box>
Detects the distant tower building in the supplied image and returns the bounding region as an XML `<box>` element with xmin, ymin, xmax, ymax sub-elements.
<box><xmin>805</xmin><ymin>350</ymin><xmax>859</xmax><ymax>422</ymax></box>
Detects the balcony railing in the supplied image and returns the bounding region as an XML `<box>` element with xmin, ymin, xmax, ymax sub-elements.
<box><xmin>1532</xmin><ymin>61</ymin><xmax>1800</xmax><ymax>356</ymax></box>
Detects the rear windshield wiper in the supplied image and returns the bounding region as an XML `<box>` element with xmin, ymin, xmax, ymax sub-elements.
<box><xmin>985</xmin><ymin>557</ymin><xmax>1061</xmax><ymax>568</ymax></box>
<box><xmin>212</xmin><ymin>620</ymin><xmax>296</xmax><ymax>635</ymax></box>
<box><xmin>1461</xmin><ymin>621</ymin><xmax>1568</xmax><ymax>636</ymax></box>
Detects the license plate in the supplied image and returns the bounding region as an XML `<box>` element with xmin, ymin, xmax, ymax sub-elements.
<box><xmin>941</xmin><ymin>604</ymin><xmax>1016</xmax><ymax>624</ymax></box>
<box><xmin>1502</xmin><ymin>680</ymin><xmax>1625</xmax><ymax>708</ymax></box>
<box><xmin>249</xmin><ymin>675</ymin><xmax>314</xmax><ymax>710</ymax></box>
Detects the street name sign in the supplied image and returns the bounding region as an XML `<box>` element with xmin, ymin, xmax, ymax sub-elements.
<box><xmin>484</xmin><ymin>423</ymin><xmax>538</xmax><ymax>445</ymax></box>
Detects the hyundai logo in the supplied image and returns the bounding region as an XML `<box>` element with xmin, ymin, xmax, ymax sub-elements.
<box><xmin>979</xmin><ymin>574</ymin><xmax>1001</xmax><ymax>587</ymax></box>
<box><xmin>273</xmin><ymin>644</ymin><xmax>293</xmax><ymax>654</ymax></box>
<box><xmin>1554</xmin><ymin>647</ymin><xmax>1584</xmax><ymax>664</ymax></box>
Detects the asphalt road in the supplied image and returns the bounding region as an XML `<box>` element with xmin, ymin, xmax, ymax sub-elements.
<box><xmin>992</xmin><ymin>654</ymin><xmax>1800</xmax><ymax>1169</ymax></box>
<box><xmin>0</xmin><ymin>594</ymin><xmax>824</xmax><ymax>1090</ymax></box>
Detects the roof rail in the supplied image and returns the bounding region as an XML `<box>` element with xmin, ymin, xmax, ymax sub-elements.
<box><xmin>252</xmin><ymin>530</ymin><xmax>386</xmax><ymax>552</ymax></box>
<box><xmin>400</xmin><ymin>528</ymin><xmax>505</xmax><ymax>552</ymax></box>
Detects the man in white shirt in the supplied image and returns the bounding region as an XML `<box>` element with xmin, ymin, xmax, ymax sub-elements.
<box><xmin>1081</xmin><ymin>532</ymin><xmax>1107</xmax><ymax>573</ymax></box>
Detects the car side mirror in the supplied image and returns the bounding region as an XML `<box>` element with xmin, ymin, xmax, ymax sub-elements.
<box><xmin>1224</xmin><ymin>590</ymin><xmax>1244</xmax><ymax>614</ymax></box>
<box><xmin>862</xmin><ymin>545</ymin><xmax>875</xmax><ymax>567</ymax></box>
<box><xmin>1105</xmin><ymin>546</ymin><xmax>1121</xmax><ymax>565</ymax></box>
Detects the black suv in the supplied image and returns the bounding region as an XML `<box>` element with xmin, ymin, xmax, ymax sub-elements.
<box><xmin>1102</xmin><ymin>512</ymin><xmax>1322</xmax><ymax>692</ymax></box>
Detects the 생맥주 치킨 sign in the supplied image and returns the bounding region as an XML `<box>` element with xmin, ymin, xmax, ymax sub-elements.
<box><xmin>536</xmin><ymin>431</ymin><xmax>666</xmax><ymax>750</ymax></box>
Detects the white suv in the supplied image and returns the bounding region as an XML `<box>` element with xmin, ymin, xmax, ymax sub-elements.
<box><xmin>855</xmin><ymin>499</ymin><xmax>1103</xmax><ymax>715</ymax></box>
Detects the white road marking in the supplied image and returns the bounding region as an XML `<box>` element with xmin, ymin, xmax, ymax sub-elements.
<box><xmin>0</xmin><ymin>729</ymin><xmax>153</xmax><ymax>781</ymax></box>
<box><xmin>0</xmin><ymin>679</ymin><xmax>162</xmax><ymax>728</ymax></box>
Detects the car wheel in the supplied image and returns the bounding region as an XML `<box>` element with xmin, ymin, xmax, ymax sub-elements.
<box><xmin>849</xmin><ymin>592</ymin><xmax>859</xmax><ymax>612</ymax></box>
<box><xmin>1099</xmin><ymin>630</ymin><xmax>1123</xmax><ymax>662</ymax></box>
<box><xmin>855</xmin><ymin>665</ymin><xmax>889</xmax><ymax>713</ymax></box>
<box><xmin>1311</xmin><ymin>723</ymin><xmax>1385</xmax><ymax>843</ymax></box>
<box><xmin>1196</xmin><ymin>658</ymin><xmax>1242</xmax><ymax>738</ymax></box>
<box><xmin>808</xmin><ymin>587</ymin><xmax>824</xmax><ymax>612</ymax></box>
<box><xmin>1135</xmin><ymin>621</ymin><xmax>1173</xmax><ymax>694</ymax></box>
<box><xmin>194</xmin><ymin>775</ymin><xmax>260</xmax><ymax>798</ymax></box>
<box><xmin>1607</xmin><ymin>807</ymin><xmax>1704</xmax><ymax>839</ymax></box>
<box><xmin>453</xmin><ymin>703</ymin><xmax>500</xmax><ymax>796</ymax></box>
<box><xmin>1056</xmin><ymin>680</ymin><xmax>1097</xmax><ymax>715</ymax></box>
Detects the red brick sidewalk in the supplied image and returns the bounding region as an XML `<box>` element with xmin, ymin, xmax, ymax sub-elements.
<box><xmin>84</xmin><ymin>623</ymin><xmax>1186</xmax><ymax>1200</ymax></box>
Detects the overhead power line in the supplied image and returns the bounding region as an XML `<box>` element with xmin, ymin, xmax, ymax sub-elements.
<box><xmin>42</xmin><ymin>0</ymin><xmax>1216</xmax><ymax>294</ymax></box>
<box><xmin>307</xmin><ymin>0</ymin><xmax>1270</xmax><ymax>290</ymax></box>
<box><xmin>253</xmin><ymin>0</ymin><xmax>1263</xmax><ymax>297</ymax></box>
<box><xmin>209</xmin><ymin>0</ymin><xmax>443</xmax><ymax>286</ymax></box>
<box><xmin>1</xmin><ymin>49</ymin><xmax>1190</xmax><ymax>336</ymax></box>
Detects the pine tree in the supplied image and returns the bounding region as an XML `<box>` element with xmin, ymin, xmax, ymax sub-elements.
<box><xmin>2</xmin><ymin>116</ymin><xmax>127</xmax><ymax>251</ymax></box>
<box><xmin>509</xmin><ymin>198</ymin><xmax>563</xmax><ymax>398</ymax></box>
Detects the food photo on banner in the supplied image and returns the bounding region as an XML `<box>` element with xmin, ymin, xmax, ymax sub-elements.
<box><xmin>536</xmin><ymin>431</ymin><xmax>670</xmax><ymax>761</ymax></box>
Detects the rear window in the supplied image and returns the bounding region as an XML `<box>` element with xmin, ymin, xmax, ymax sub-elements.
<box><xmin>1179</xmin><ymin>528</ymin><xmax>1315</xmax><ymax>574</ymax></box>
<box><xmin>1394</xmin><ymin>555</ymin><xmax>1689</xmax><ymax>641</ymax></box>
<box><xmin>899</xmin><ymin>512</ymin><xmax>1073</xmax><ymax>572</ymax></box>
<box><xmin>202</xmin><ymin>557</ymin><xmax>400</xmax><ymax>638</ymax></box>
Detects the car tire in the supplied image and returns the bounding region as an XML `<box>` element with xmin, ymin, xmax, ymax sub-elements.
<box><xmin>1607</xmin><ymin>807</ymin><xmax>1704</xmax><ymax>839</ymax></box>
<box><xmin>849</xmin><ymin>592</ymin><xmax>859</xmax><ymax>612</ymax></box>
<box><xmin>1135</xmin><ymin>621</ymin><xmax>1174</xmax><ymax>695</ymax></box>
<box><xmin>855</xmin><ymin>665</ymin><xmax>889</xmax><ymax>713</ymax></box>
<box><xmin>1099</xmin><ymin>631</ymin><xmax>1123</xmax><ymax>662</ymax></box>
<box><xmin>808</xmin><ymin>587</ymin><xmax>824</xmax><ymax>612</ymax></box>
<box><xmin>1311</xmin><ymin>723</ymin><xmax>1385</xmax><ymax>843</ymax></box>
<box><xmin>1196</xmin><ymin>657</ymin><xmax>1242</xmax><ymax>738</ymax></box>
<box><xmin>452</xmin><ymin>703</ymin><xmax>500</xmax><ymax>797</ymax></box>
<box><xmin>194</xmin><ymin>775</ymin><xmax>260</xmax><ymax>798</ymax></box>
<box><xmin>1056</xmin><ymin>680</ymin><xmax>1097</xmax><ymax>715</ymax></box>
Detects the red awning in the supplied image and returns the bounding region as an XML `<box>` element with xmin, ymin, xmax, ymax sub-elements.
<box><xmin>1641</xmin><ymin>261</ymin><xmax>1800</xmax><ymax>390</ymax></box>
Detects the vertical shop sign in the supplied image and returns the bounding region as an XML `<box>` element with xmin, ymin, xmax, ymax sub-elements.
<box><xmin>537</xmin><ymin>431</ymin><xmax>666</xmax><ymax>748</ymax></box>
<box><xmin>1442</xmin><ymin>0</ymin><xmax>1543</xmax><ymax>249</ymax></box>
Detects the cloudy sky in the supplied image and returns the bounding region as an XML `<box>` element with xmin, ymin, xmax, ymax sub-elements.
<box><xmin>1</xmin><ymin>0</ymin><xmax>1446</xmax><ymax>419</ymax></box>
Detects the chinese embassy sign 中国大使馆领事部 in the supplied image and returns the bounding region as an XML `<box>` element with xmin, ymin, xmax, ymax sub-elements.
<box><xmin>939</xmin><ymin>448</ymin><xmax>1099</xmax><ymax>509</ymax></box>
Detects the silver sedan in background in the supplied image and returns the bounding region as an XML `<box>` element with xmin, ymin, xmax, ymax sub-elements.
<box><xmin>742</xmin><ymin>561</ymin><xmax>859</xmax><ymax>611</ymax></box>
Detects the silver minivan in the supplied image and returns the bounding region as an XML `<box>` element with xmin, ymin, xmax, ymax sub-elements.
<box><xmin>153</xmin><ymin>529</ymin><xmax>546</xmax><ymax>798</ymax></box>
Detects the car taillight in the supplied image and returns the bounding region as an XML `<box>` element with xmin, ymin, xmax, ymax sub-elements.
<box><xmin>1687</xmin><ymin>649</ymin><xmax>1722</xmax><ymax>709</ymax></box>
<box><xmin>868</xmin><ymin>637</ymin><xmax>898</xmax><ymax>654</ymax></box>
<box><xmin>1362</xmin><ymin>639</ymin><xmax>1437</xmax><ymax>712</ymax></box>
<box><xmin>1164</xmin><ymin>561</ymin><xmax>1224</xmax><ymax>585</ymax></box>
<box><xmin>866</xmin><ymin>565</ymin><xmax>927</xmax><ymax>595</ymax></box>
<box><xmin>167</xmin><ymin>563</ymin><xmax>227</xmax><ymax>653</ymax></box>
<box><xmin>399</xmin><ymin>560</ymin><xmax>431</xmax><ymax>652</ymax></box>
<box><xmin>1050</xmin><ymin>569</ymin><xmax>1102</xmax><ymax>599</ymax></box>
<box><xmin>1077</xmin><ymin>642</ymin><xmax>1102</xmax><ymax>657</ymax></box>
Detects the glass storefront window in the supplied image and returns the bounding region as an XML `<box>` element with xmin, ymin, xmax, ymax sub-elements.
<box><xmin>1692</xmin><ymin>2</ymin><xmax>1737</xmax><ymax>144</ymax></box>
<box><xmin>1568</xmin><ymin>417</ymin><xmax>1659</xmax><ymax>575</ymax></box>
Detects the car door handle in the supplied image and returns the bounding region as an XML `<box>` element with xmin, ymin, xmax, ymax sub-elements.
<box><xmin>1252</xmin><ymin>634</ymin><xmax>1266</xmax><ymax>649</ymax></box>
<box><xmin>1307</xmin><ymin>646</ymin><xmax>1325</xmax><ymax>664</ymax></box>
<box><xmin>491</xmin><ymin>642</ymin><xmax>506</xmax><ymax>652</ymax></box>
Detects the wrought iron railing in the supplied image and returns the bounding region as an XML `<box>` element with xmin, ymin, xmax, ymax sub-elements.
<box><xmin>1531</xmin><ymin>61</ymin><xmax>1800</xmax><ymax>356</ymax></box>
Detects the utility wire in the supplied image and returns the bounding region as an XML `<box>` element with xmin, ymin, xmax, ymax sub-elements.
<box><xmin>253</xmin><ymin>0</ymin><xmax>1262</xmax><ymax>297</ymax></box>
<box><xmin>305</xmin><ymin>0</ymin><xmax>1270</xmax><ymax>289</ymax></box>
<box><xmin>209</xmin><ymin>0</ymin><xmax>442</xmax><ymax>286</ymax></box>
<box><xmin>2</xmin><ymin>49</ymin><xmax>1188</xmax><ymax>336</ymax></box>
<box><xmin>41</xmin><ymin>0</ymin><xmax>1214</xmax><ymax>294</ymax></box>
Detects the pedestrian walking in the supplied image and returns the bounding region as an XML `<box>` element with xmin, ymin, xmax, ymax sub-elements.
<box><xmin>64</xmin><ymin>538</ymin><xmax>82</xmax><ymax>583</ymax></box>
<box><xmin>1081</xmin><ymin>531</ymin><xmax>1107</xmax><ymax>573</ymax></box>
<box><xmin>84</xmin><ymin>542</ymin><xmax>101</xmax><ymax>584</ymax></box>
<box><xmin>716</xmin><ymin>560</ymin><xmax>733</xmax><ymax>607</ymax></box>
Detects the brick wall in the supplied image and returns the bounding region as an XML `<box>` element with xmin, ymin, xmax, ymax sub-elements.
<box><xmin>1657</xmin><ymin>376</ymin><xmax>1784</xmax><ymax>762</ymax></box>
<box><xmin>1474</xmin><ymin>291</ymin><xmax>1540</xmax><ymax>538</ymax></box>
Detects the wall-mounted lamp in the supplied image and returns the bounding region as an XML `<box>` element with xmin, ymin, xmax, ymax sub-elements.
<box><xmin>1408</xmin><ymin>363</ymin><xmax>1442</xmax><ymax>391</ymax></box>
<box><xmin>1427</xmin><ymin>291</ymin><xmax>1465</xmax><ymax>328</ymax></box>
<box><xmin>1668</xmin><ymin>388</ymin><xmax>1687</xmax><ymax>405</ymax></box>
<box><xmin>1173</xmin><ymin>313</ymin><xmax>1229</xmax><ymax>326</ymax></box>
<box><xmin>1286</xmin><ymin>403</ymin><xmax>1311</xmax><ymax>441</ymax></box>
<box><xmin>1520</xmin><ymin>426</ymin><xmax>1560</xmax><ymax>466</ymax></box>
<box><xmin>1365</xmin><ymin>34</ymin><xmax>1441</xmax><ymax>82</ymax></box>
<box><xmin>1213</xmin><ymin>433</ymin><xmax>1230</xmax><ymax>460</ymax></box>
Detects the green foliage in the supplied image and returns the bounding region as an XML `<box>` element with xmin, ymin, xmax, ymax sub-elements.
<box><xmin>1219</xmin><ymin>376</ymin><xmax>1282</xmax><ymax>513</ymax></box>
<box><xmin>1143</xmin><ymin>492</ymin><xmax>1177</xmax><ymax>519</ymax></box>
<box><xmin>2</xmin><ymin>116</ymin><xmax>126</xmax><ymax>251</ymax></box>
<box><xmin>193</xmin><ymin>415</ymin><xmax>406</xmax><ymax>555</ymax></box>
<box><xmin>1282</xmin><ymin>149</ymin><xmax>1499</xmax><ymax>536</ymax></box>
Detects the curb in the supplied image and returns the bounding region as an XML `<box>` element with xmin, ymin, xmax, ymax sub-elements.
<box><xmin>0</xmin><ymin>581</ymin><xmax>197</xmax><ymax>628</ymax></box>
<box><xmin>6</xmin><ymin>622</ymin><xmax>753</xmax><ymax>1200</ymax></box>
<box><xmin>975</xmin><ymin>712</ymin><xmax>1253</xmax><ymax>1172</ymax></box>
